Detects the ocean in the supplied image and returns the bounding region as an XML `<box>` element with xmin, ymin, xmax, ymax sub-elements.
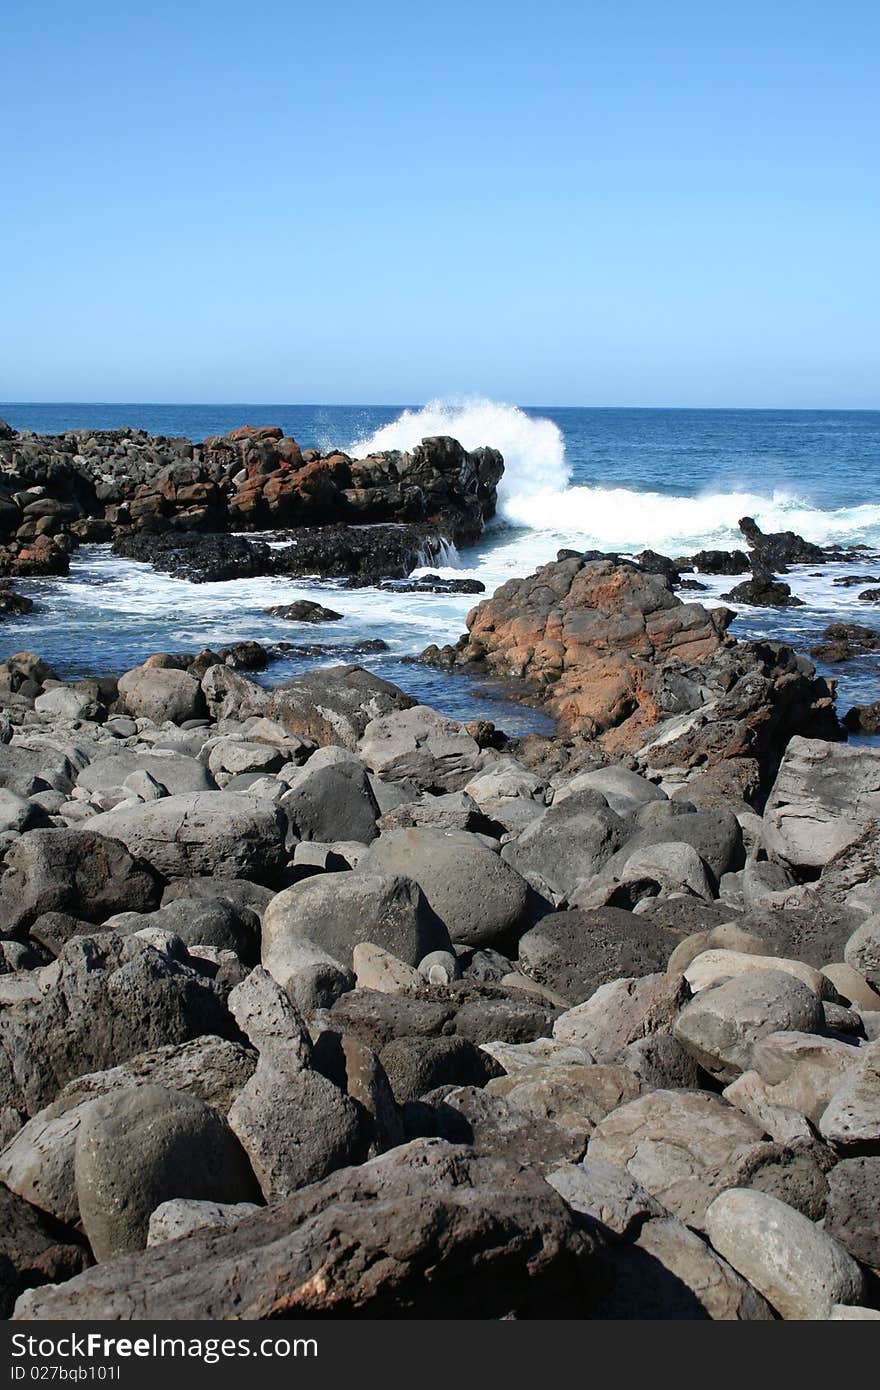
<box><xmin>1</xmin><ymin>400</ymin><xmax>879</xmax><ymax>731</ymax></box>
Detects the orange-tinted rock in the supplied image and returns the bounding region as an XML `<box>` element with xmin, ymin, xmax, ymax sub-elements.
<box><xmin>425</xmin><ymin>555</ymin><xmax>838</xmax><ymax>783</ymax></box>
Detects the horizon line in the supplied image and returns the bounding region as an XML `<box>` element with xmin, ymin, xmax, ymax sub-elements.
<box><xmin>3</xmin><ymin>400</ymin><xmax>880</xmax><ymax>414</ymax></box>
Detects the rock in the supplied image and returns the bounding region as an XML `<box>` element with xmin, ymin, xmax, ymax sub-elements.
<box><xmin>552</xmin><ymin>973</ymin><xmax>688</xmax><ymax>1060</ymax></box>
<box><xmin>418</xmin><ymin>949</ymin><xmax>461</xmax><ymax>985</ymax></box>
<box><xmin>0</xmin><ymin>788</ymin><xmax>50</xmax><ymax>835</ymax></box>
<box><xmin>501</xmin><ymin>792</ymin><xmax>627</xmax><ymax>906</ymax></box>
<box><xmin>599</xmin><ymin>808</ymin><xmax>745</xmax><ymax>891</ymax></box>
<box><xmin>488</xmin><ymin>1064</ymin><xmax>640</xmax><ymax>1138</ymax></box>
<box><xmin>596</xmin><ymin>1214</ymin><xmax>775</xmax><ymax>1319</ymax></box>
<box><xmin>738</xmin><ymin>515</ymin><xmax>827</xmax><ymax>569</ymax></box>
<box><xmin>554</xmin><ymin>765</ymin><xmax>667</xmax><ymax>817</ymax></box>
<box><xmin>673</xmin><ymin>970</ymin><xmax>825</xmax><ymax>1082</ymax></box>
<box><xmin>517</xmin><ymin>907</ymin><xmax>674</xmax><ymax>1005</ymax></box>
<box><xmin>588</xmin><ymin>1089</ymin><xmax>770</xmax><ymax>1230</ymax></box>
<box><xmin>200</xmin><ymin>665</ymin><xmax>269</xmax><ymax>722</ymax></box>
<box><xmin>618</xmin><ymin>1034</ymin><xmax>706</xmax><ymax>1090</ymax></box>
<box><xmin>226</xmin><ymin>967</ymin><xmax>312</xmax><ymax>1066</ymax></box>
<box><xmin>823</xmin><ymin>1156</ymin><xmax>880</xmax><ymax>1271</ymax></box>
<box><xmin>266</xmin><ymin>600</ymin><xmax>343</xmax><ymax>623</ymax></box>
<box><xmin>74</xmin><ymin>1085</ymin><xmax>260</xmax><ymax>1260</ymax></box>
<box><xmin>161</xmin><ymin>876</ymin><xmax>274</xmax><ymax>920</ymax></box>
<box><xmin>147</xmin><ymin>1198</ymin><xmax>261</xmax><ymax>1246</ymax></box>
<box><xmin>33</xmin><ymin>686</ymin><xmax>102</xmax><ymax>722</ymax></box>
<box><xmin>450</xmin><ymin>993</ymin><xmax>558</xmax><ymax>1046</ymax></box>
<box><xmin>689</xmin><ymin>549</ymin><xmax>751</xmax><ymax>575</ymax></box>
<box><xmin>362</xmin><ymin>828</ymin><xmax>531</xmax><ymax>949</ymax></box>
<box><xmin>84</xmin><ymin>793</ymin><xmax>288</xmax><ymax>882</ymax></box>
<box><xmin>0</xmin><ymin>1185</ymin><xmax>88</xmax><ymax>1310</ymax></box>
<box><xmin>281</xmin><ymin>750</ymin><xmax>380</xmax><ymax>843</ymax></box>
<box><xmin>379</xmin><ymin>1035</ymin><xmax>499</xmax><ymax>1103</ymax></box>
<box><xmin>262</xmin><ymin>871</ymin><xmax>448</xmax><ymax>981</ymax></box>
<box><xmin>124</xmin><ymin>897</ymin><xmax>260</xmax><ymax>962</ymax></box>
<box><xmin>750</xmin><ymin>1031</ymin><xmax>861</xmax><ymax>1123</ymax></box>
<box><xmin>263</xmin><ymin>937</ymin><xmax>354</xmax><ymax>1014</ymax></box>
<box><xmin>722</xmin><ymin>569</ymin><xmax>805</xmax><ymax>607</ymax></box>
<box><xmin>117</xmin><ymin>665</ymin><xmax>206</xmax><ymax>725</ymax></box>
<box><xmin>430</xmin><ymin>1087</ymin><xmax>587</xmax><ymax>1171</ymax></box>
<box><xmin>0</xmin><ymin>829</ymin><xmax>162</xmax><ymax>934</ymax></box>
<box><xmin>425</xmin><ymin>555</ymin><xmax>835</xmax><ymax>779</ymax></box>
<box><xmin>0</xmin><ymin>934</ymin><xmax>235</xmax><ymax>1115</ymax></box>
<box><xmin>845</xmin><ymin>917</ymin><xmax>880</xmax><ymax>989</ymax></box>
<box><xmin>207</xmin><ymin>739</ymin><xmax>284</xmax><ymax>779</ymax></box>
<box><xmin>684</xmin><ymin>948</ymin><xmax>827</xmax><ymax>997</ymax></box>
<box><xmin>822</xmin><ymin>962</ymin><xmax>880</xmax><ymax>1010</ymax></box>
<box><xmin>0</xmin><ymin>1037</ymin><xmax>256</xmax><ymax>1226</ymax></box>
<box><xmin>705</xmin><ymin>1187</ymin><xmax>866</xmax><ymax>1319</ymax></box>
<box><xmin>828</xmin><ymin>1304</ymin><xmax>880</xmax><ymax>1319</ymax></box>
<box><xmin>267</xmin><ymin>665</ymin><xmax>415</xmax><ymax>751</ymax></box>
<box><xmin>819</xmin><ymin>1042</ymin><xmax>880</xmax><ymax>1151</ymax></box>
<box><xmin>76</xmin><ymin>749</ymin><xmax>214</xmax><ymax>796</ymax></box>
<box><xmin>721</xmin><ymin>1072</ymin><xmax>815</xmax><ymax>1145</ymax></box>
<box><xmin>12</xmin><ymin>1138</ymin><xmax>607</xmax><ymax>1320</ymax></box>
<box><xmin>227</xmin><ymin>1056</ymin><xmax>365</xmax><ymax>1201</ymax></box>
<box><xmin>359</xmin><ymin>706</ymin><xmax>482</xmax><ymax>792</ymax></box>
<box><xmin>546</xmin><ymin>1157</ymin><xmax>664</xmax><ymax>1237</ymax></box>
<box><xmin>575</xmin><ymin>840</ymin><xmax>715</xmax><ymax>909</ymax></box>
<box><xmin>763</xmin><ymin>737</ymin><xmax>880</xmax><ymax>871</ymax></box>
<box><xmin>353</xmin><ymin>943</ymin><xmax>422</xmax><ymax>994</ymax></box>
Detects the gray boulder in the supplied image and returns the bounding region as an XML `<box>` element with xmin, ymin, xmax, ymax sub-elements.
<box><xmin>281</xmin><ymin>748</ymin><xmax>380</xmax><ymax>844</ymax></box>
<box><xmin>117</xmin><ymin>666</ymin><xmax>206</xmax><ymax>725</ymax></box>
<box><xmin>516</xmin><ymin>907</ymin><xmax>674</xmax><ymax>1005</ymax></box>
<box><xmin>0</xmin><ymin>934</ymin><xmax>235</xmax><ymax>1115</ymax></box>
<box><xmin>200</xmin><ymin>666</ymin><xmax>269</xmax><ymax>722</ymax></box>
<box><xmin>845</xmin><ymin>916</ymin><xmax>880</xmax><ymax>988</ymax></box>
<box><xmin>598</xmin><ymin>808</ymin><xmax>745</xmax><ymax>891</ymax></box>
<box><xmin>227</xmin><ymin>1054</ymin><xmax>365</xmax><ymax>1201</ymax></box>
<box><xmin>501</xmin><ymin>792</ymin><xmax>627</xmax><ymax>905</ymax></box>
<box><xmin>74</xmin><ymin>1085</ymin><xmax>260</xmax><ymax>1259</ymax></box>
<box><xmin>262</xmin><ymin>871</ymin><xmax>449</xmax><ymax>979</ymax></box>
<box><xmin>83</xmin><ymin>792</ymin><xmax>288</xmax><ymax>882</ymax></box>
<box><xmin>823</xmin><ymin>1156</ymin><xmax>880</xmax><ymax>1271</ymax></box>
<box><xmin>588</xmin><ymin>1089</ymin><xmax>769</xmax><ymax>1230</ymax></box>
<box><xmin>763</xmin><ymin>736</ymin><xmax>880</xmax><ymax>871</ymax></box>
<box><xmin>361</xmin><ymin>828</ymin><xmax>531</xmax><ymax>948</ymax></box>
<box><xmin>0</xmin><ymin>829</ymin><xmax>162</xmax><ymax>934</ymax></box>
<box><xmin>147</xmin><ymin>1198</ymin><xmax>260</xmax><ymax>1246</ymax></box>
<box><xmin>76</xmin><ymin>748</ymin><xmax>214</xmax><ymax>796</ymax></box>
<box><xmin>595</xmin><ymin>1215</ymin><xmax>775</xmax><ymax>1319</ymax></box>
<box><xmin>267</xmin><ymin>665</ymin><xmax>415</xmax><ymax>750</ymax></box>
<box><xmin>554</xmin><ymin>766</ymin><xmax>667</xmax><ymax>817</ymax></box>
<box><xmin>359</xmin><ymin>705</ymin><xmax>482</xmax><ymax>792</ymax></box>
<box><xmin>0</xmin><ymin>1038</ymin><xmax>255</xmax><ymax>1225</ymax></box>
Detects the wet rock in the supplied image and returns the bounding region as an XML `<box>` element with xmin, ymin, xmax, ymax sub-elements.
<box><xmin>266</xmin><ymin>601</ymin><xmax>343</xmax><ymax>623</ymax></box>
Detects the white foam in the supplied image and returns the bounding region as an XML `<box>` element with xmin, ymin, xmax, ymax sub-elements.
<box><xmin>350</xmin><ymin>397</ymin><xmax>880</xmax><ymax>553</ymax></box>
<box><xmin>349</xmin><ymin>397</ymin><xmax>570</xmax><ymax>512</ymax></box>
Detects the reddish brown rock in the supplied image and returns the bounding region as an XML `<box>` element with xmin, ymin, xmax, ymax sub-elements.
<box><xmin>425</xmin><ymin>555</ymin><xmax>837</xmax><ymax>782</ymax></box>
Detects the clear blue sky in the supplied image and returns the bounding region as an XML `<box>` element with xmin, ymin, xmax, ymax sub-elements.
<box><xmin>3</xmin><ymin>0</ymin><xmax>878</xmax><ymax>407</ymax></box>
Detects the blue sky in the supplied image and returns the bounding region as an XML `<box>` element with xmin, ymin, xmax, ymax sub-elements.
<box><xmin>3</xmin><ymin>0</ymin><xmax>878</xmax><ymax>407</ymax></box>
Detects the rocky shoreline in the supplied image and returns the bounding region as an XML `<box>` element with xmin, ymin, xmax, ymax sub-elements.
<box><xmin>0</xmin><ymin>425</ymin><xmax>878</xmax><ymax>1321</ymax></box>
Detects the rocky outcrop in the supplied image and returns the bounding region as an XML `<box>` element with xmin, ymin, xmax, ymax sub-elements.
<box><xmin>422</xmin><ymin>554</ymin><xmax>838</xmax><ymax>784</ymax></box>
<box><xmin>0</xmin><ymin>424</ymin><xmax>503</xmax><ymax>578</ymax></box>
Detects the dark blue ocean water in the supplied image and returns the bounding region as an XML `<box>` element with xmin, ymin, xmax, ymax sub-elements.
<box><xmin>1</xmin><ymin>400</ymin><xmax>879</xmax><ymax>728</ymax></box>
